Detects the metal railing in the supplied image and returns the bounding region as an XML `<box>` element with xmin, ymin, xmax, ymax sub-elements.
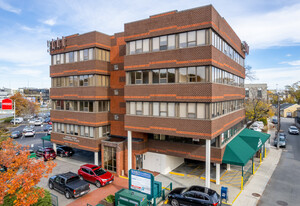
<box><xmin>51</xmin><ymin>193</ymin><xmax>58</xmax><ymax>206</ymax></box>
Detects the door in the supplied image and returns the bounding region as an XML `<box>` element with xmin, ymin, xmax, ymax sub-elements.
<box><xmin>136</xmin><ymin>154</ymin><xmax>143</xmax><ymax>170</ymax></box>
<box><xmin>53</xmin><ymin>177</ymin><xmax>64</xmax><ymax>192</ymax></box>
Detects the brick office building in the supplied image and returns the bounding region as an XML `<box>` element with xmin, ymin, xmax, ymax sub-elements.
<box><xmin>49</xmin><ymin>5</ymin><xmax>247</xmax><ymax>188</ymax></box>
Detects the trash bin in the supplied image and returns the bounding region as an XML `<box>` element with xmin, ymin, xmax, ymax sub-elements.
<box><xmin>221</xmin><ymin>186</ymin><xmax>228</xmax><ymax>202</ymax></box>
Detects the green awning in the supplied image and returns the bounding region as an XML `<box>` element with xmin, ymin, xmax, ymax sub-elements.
<box><xmin>222</xmin><ymin>128</ymin><xmax>271</xmax><ymax>166</ymax></box>
<box><xmin>41</xmin><ymin>135</ymin><xmax>51</xmax><ymax>141</ymax></box>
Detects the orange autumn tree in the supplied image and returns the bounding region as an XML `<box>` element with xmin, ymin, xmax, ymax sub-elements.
<box><xmin>0</xmin><ymin>138</ymin><xmax>56</xmax><ymax>206</ymax></box>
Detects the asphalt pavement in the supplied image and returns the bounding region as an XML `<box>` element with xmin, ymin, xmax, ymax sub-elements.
<box><xmin>258</xmin><ymin>118</ymin><xmax>300</xmax><ymax>206</ymax></box>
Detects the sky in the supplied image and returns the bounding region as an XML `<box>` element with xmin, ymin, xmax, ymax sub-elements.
<box><xmin>0</xmin><ymin>0</ymin><xmax>299</xmax><ymax>90</ymax></box>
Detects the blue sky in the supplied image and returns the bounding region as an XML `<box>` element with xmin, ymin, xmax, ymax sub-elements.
<box><xmin>0</xmin><ymin>0</ymin><xmax>299</xmax><ymax>90</ymax></box>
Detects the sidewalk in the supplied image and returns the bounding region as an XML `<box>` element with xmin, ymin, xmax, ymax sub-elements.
<box><xmin>233</xmin><ymin>146</ymin><xmax>282</xmax><ymax>206</ymax></box>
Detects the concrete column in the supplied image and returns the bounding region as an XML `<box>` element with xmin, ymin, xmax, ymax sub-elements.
<box><xmin>205</xmin><ymin>139</ymin><xmax>211</xmax><ymax>188</ymax></box>
<box><xmin>128</xmin><ymin>131</ymin><xmax>132</xmax><ymax>172</ymax></box>
<box><xmin>216</xmin><ymin>163</ymin><xmax>220</xmax><ymax>185</ymax></box>
<box><xmin>94</xmin><ymin>152</ymin><xmax>99</xmax><ymax>165</ymax></box>
<box><xmin>53</xmin><ymin>143</ymin><xmax>57</xmax><ymax>153</ymax></box>
<box><xmin>227</xmin><ymin>164</ymin><xmax>231</xmax><ymax>171</ymax></box>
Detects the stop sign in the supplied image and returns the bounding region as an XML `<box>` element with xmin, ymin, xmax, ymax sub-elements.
<box><xmin>2</xmin><ymin>98</ymin><xmax>13</xmax><ymax>110</ymax></box>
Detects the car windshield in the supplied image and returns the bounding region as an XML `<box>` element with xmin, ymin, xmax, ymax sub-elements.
<box><xmin>290</xmin><ymin>126</ymin><xmax>297</xmax><ymax>130</ymax></box>
<box><xmin>211</xmin><ymin>192</ymin><xmax>219</xmax><ymax>202</ymax></box>
<box><xmin>93</xmin><ymin>167</ymin><xmax>106</xmax><ymax>176</ymax></box>
<box><xmin>279</xmin><ymin>136</ymin><xmax>285</xmax><ymax>141</ymax></box>
<box><xmin>66</xmin><ymin>176</ymin><xmax>79</xmax><ymax>183</ymax></box>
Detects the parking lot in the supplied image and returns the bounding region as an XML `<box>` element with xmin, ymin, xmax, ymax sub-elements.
<box><xmin>7</xmin><ymin>123</ymin><xmax>97</xmax><ymax>205</ymax></box>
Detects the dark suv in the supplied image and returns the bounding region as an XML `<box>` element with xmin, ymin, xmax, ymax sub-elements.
<box><xmin>57</xmin><ymin>146</ymin><xmax>74</xmax><ymax>157</ymax></box>
<box><xmin>168</xmin><ymin>185</ymin><xmax>221</xmax><ymax>206</ymax></box>
<box><xmin>36</xmin><ymin>148</ymin><xmax>56</xmax><ymax>161</ymax></box>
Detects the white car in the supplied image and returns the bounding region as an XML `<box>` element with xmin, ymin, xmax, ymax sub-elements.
<box><xmin>29</xmin><ymin>119</ymin><xmax>36</xmax><ymax>124</ymax></box>
<box><xmin>23</xmin><ymin>129</ymin><xmax>35</xmax><ymax>137</ymax></box>
<box><xmin>34</xmin><ymin>120</ymin><xmax>43</xmax><ymax>126</ymax></box>
<box><xmin>288</xmin><ymin>126</ymin><xmax>299</xmax><ymax>135</ymax></box>
<box><xmin>254</xmin><ymin>121</ymin><xmax>264</xmax><ymax>129</ymax></box>
<box><xmin>251</xmin><ymin>127</ymin><xmax>262</xmax><ymax>132</ymax></box>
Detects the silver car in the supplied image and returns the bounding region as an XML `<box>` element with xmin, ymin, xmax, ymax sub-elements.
<box><xmin>274</xmin><ymin>136</ymin><xmax>286</xmax><ymax>148</ymax></box>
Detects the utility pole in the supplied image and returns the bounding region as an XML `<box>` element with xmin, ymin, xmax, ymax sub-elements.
<box><xmin>277</xmin><ymin>91</ymin><xmax>280</xmax><ymax>149</ymax></box>
<box><xmin>13</xmin><ymin>100</ymin><xmax>16</xmax><ymax>126</ymax></box>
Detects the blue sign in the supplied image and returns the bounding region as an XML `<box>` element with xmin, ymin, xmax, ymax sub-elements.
<box><xmin>129</xmin><ymin>169</ymin><xmax>154</xmax><ymax>199</ymax></box>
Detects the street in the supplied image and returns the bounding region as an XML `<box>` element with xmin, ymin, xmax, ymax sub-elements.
<box><xmin>258</xmin><ymin>118</ymin><xmax>300</xmax><ymax>205</ymax></box>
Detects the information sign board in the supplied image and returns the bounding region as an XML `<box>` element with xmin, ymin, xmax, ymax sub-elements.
<box><xmin>129</xmin><ymin>169</ymin><xmax>154</xmax><ymax>199</ymax></box>
<box><xmin>2</xmin><ymin>98</ymin><xmax>12</xmax><ymax>110</ymax></box>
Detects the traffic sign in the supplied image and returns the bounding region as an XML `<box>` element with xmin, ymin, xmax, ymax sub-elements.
<box><xmin>2</xmin><ymin>98</ymin><xmax>12</xmax><ymax>110</ymax></box>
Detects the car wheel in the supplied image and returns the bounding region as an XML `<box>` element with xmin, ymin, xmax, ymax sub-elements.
<box><xmin>65</xmin><ymin>191</ymin><xmax>71</xmax><ymax>199</ymax></box>
<box><xmin>49</xmin><ymin>182</ymin><xmax>54</xmax><ymax>189</ymax></box>
<box><xmin>171</xmin><ymin>199</ymin><xmax>179</xmax><ymax>206</ymax></box>
<box><xmin>60</xmin><ymin>153</ymin><xmax>64</xmax><ymax>158</ymax></box>
<box><xmin>95</xmin><ymin>180</ymin><xmax>101</xmax><ymax>188</ymax></box>
<box><xmin>79</xmin><ymin>175</ymin><xmax>83</xmax><ymax>180</ymax></box>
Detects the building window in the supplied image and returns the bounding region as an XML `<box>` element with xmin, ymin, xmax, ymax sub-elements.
<box><xmin>257</xmin><ymin>88</ymin><xmax>262</xmax><ymax>98</ymax></box>
<box><xmin>153</xmin><ymin>102</ymin><xmax>159</xmax><ymax>116</ymax></box>
<box><xmin>136</xmin><ymin>102</ymin><xmax>142</xmax><ymax>115</ymax></box>
<box><xmin>152</xmin><ymin>37</ymin><xmax>159</xmax><ymax>52</ymax></box>
<box><xmin>245</xmin><ymin>88</ymin><xmax>249</xmax><ymax>98</ymax></box>
<box><xmin>143</xmin><ymin>39</ymin><xmax>149</xmax><ymax>52</ymax></box>
<box><xmin>160</xmin><ymin>102</ymin><xmax>167</xmax><ymax>117</ymax></box>
<box><xmin>160</xmin><ymin>36</ymin><xmax>167</xmax><ymax>50</ymax></box>
<box><xmin>179</xmin><ymin>103</ymin><xmax>187</xmax><ymax>118</ymax></box>
<box><xmin>187</xmin><ymin>31</ymin><xmax>196</xmax><ymax>47</ymax></box>
<box><xmin>114</xmin><ymin>65</ymin><xmax>118</xmax><ymax>70</ymax></box>
<box><xmin>104</xmin><ymin>146</ymin><xmax>116</xmax><ymax>172</ymax></box>
<box><xmin>179</xmin><ymin>33</ymin><xmax>187</xmax><ymax>48</ymax></box>
<box><xmin>168</xmin><ymin>35</ymin><xmax>175</xmax><ymax>50</ymax></box>
<box><xmin>179</xmin><ymin>68</ymin><xmax>187</xmax><ymax>83</ymax></box>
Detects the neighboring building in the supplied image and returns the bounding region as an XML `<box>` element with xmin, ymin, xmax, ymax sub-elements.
<box><xmin>49</xmin><ymin>5</ymin><xmax>247</xmax><ymax>188</ymax></box>
<box><xmin>280</xmin><ymin>103</ymin><xmax>299</xmax><ymax>118</ymax></box>
<box><xmin>0</xmin><ymin>87</ymin><xmax>13</xmax><ymax>108</ymax></box>
<box><xmin>295</xmin><ymin>107</ymin><xmax>300</xmax><ymax>127</ymax></box>
<box><xmin>18</xmin><ymin>87</ymin><xmax>50</xmax><ymax>104</ymax></box>
<box><xmin>245</xmin><ymin>83</ymin><xmax>267</xmax><ymax>101</ymax></box>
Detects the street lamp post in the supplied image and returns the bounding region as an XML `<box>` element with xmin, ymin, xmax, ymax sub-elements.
<box><xmin>276</xmin><ymin>92</ymin><xmax>280</xmax><ymax>149</ymax></box>
<box><xmin>13</xmin><ymin>100</ymin><xmax>16</xmax><ymax>126</ymax></box>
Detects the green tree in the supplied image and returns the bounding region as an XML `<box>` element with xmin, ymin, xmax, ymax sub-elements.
<box><xmin>245</xmin><ymin>99</ymin><xmax>275</xmax><ymax>128</ymax></box>
<box><xmin>285</xmin><ymin>81</ymin><xmax>300</xmax><ymax>104</ymax></box>
<box><xmin>9</xmin><ymin>92</ymin><xmax>40</xmax><ymax>117</ymax></box>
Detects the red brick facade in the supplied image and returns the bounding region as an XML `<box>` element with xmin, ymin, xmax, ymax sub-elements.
<box><xmin>49</xmin><ymin>5</ymin><xmax>246</xmax><ymax>177</ymax></box>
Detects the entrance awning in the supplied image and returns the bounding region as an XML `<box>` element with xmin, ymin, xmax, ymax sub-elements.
<box><xmin>41</xmin><ymin>135</ymin><xmax>51</xmax><ymax>141</ymax></box>
<box><xmin>222</xmin><ymin>128</ymin><xmax>271</xmax><ymax>166</ymax></box>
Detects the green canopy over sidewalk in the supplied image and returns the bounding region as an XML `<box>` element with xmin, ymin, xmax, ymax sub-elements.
<box><xmin>41</xmin><ymin>135</ymin><xmax>51</xmax><ymax>141</ymax></box>
<box><xmin>222</xmin><ymin>128</ymin><xmax>271</xmax><ymax>166</ymax></box>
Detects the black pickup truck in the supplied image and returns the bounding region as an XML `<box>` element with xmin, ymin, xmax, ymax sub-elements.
<box><xmin>48</xmin><ymin>172</ymin><xmax>90</xmax><ymax>199</ymax></box>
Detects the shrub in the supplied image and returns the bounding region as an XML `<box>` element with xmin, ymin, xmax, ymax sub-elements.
<box><xmin>3</xmin><ymin>116</ymin><xmax>13</xmax><ymax>123</ymax></box>
<box><xmin>258</xmin><ymin>117</ymin><xmax>268</xmax><ymax>126</ymax></box>
<box><xmin>105</xmin><ymin>195</ymin><xmax>115</xmax><ymax>203</ymax></box>
<box><xmin>1</xmin><ymin>188</ymin><xmax>51</xmax><ymax>206</ymax></box>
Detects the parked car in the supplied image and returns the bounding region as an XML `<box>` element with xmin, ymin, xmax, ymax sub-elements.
<box><xmin>44</xmin><ymin>117</ymin><xmax>51</xmax><ymax>123</ymax></box>
<box><xmin>250</xmin><ymin>127</ymin><xmax>262</xmax><ymax>132</ymax></box>
<box><xmin>23</xmin><ymin>129</ymin><xmax>35</xmax><ymax>137</ymax></box>
<box><xmin>48</xmin><ymin>172</ymin><xmax>90</xmax><ymax>199</ymax></box>
<box><xmin>43</xmin><ymin>124</ymin><xmax>52</xmax><ymax>131</ymax></box>
<box><xmin>288</xmin><ymin>126</ymin><xmax>299</xmax><ymax>135</ymax></box>
<box><xmin>78</xmin><ymin>164</ymin><xmax>114</xmax><ymax>188</ymax></box>
<box><xmin>274</xmin><ymin>136</ymin><xmax>286</xmax><ymax>148</ymax></box>
<box><xmin>57</xmin><ymin>146</ymin><xmax>74</xmax><ymax>157</ymax></box>
<box><xmin>10</xmin><ymin>131</ymin><xmax>22</xmax><ymax>138</ymax></box>
<box><xmin>34</xmin><ymin>119</ymin><xmax>43</xmax><ymax>126</ymax></box>
<box><xmin>36</xmin><ymin>147</ymin><xmax>56</xmax><ymax>161</ymax></box>
<box><xmin>47</xmin><ymin>127</ymin><xmax>52</xmax><ymax>135</ymax></box>
<box><xmin>255</xmin><ymin>121</ymin><xmax>264</xmax><ymax>129</ymax></box>
<box><xmin>10</xmin><ymin>118</ymin><xmax>23</xmax><ymax>124</ymax></box>
<box><xmin>168</xmin><ymin>185</ymin><xmax>221</xmax><ymax>206</ymax></box>
<box><xmin>23</xmin><ymin>125</ymin><xmax>34</xmax><ymax>132</ymax></box>
<box><xmin>28</xmin><ymin>119</ymin><xmax>36</xmax><ymax>124</ymax></box>
<box><xmin>272</xmin><ymin>118</ymin><xmax>278</xmax><ymax>124</ymax></box>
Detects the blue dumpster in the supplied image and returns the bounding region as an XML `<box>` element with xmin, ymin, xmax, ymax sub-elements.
<box><xmin>221</xmin><ymin>186</ymin><xmax>228</xmax><ymax>202</ymax></box>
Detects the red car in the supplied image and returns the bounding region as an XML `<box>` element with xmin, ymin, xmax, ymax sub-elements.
<box><xmin>78</xmin><ymin>164</ymin><xmax>114</xmax><ymax>188</ymax></box>
<box><xmin>36</xmin><ymin>148</ymin><xmax>56</xmax><ymax>161</ymax></box>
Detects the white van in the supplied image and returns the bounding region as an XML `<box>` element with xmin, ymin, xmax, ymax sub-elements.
<box><xmin>10</xmin><ymin>117</ymin><xmax>24</xmax><ymax>124</ymax></box>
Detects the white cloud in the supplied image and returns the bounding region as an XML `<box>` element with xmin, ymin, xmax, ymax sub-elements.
<box><xmin>245</xmin><ymin>66</ymin><xmax>300</xmax><ymax>89</ymax></box>
<box><xmin>42</xmin><ymin>18</ymin><xmax>57</xmax><ymax>26</ymax></box>
<box><xmin>0</xmin><ymin>0</ymin><xmax>21</xmax><ymax>14</ymax></box>
<box><xmin>281</xmin><ymin>60</ymin><xmax>300</xmax><ymax>66</ymax></box>
<box><xmin>231</xmin><ymin>3</ymin><xmax>300</xmax><ymax>49</ymax></box>
<box><xmin>11</xmin><ymin>69</ymin><xmax>43</xmax><ymax>77</ymax></box>
<box><xmin>286</xmin><ymin>54</ymin><xmax>292</xmax><ymax>57</ymax></box>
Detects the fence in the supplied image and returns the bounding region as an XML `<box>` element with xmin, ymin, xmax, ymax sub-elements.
<box><xmin>51</xmin><ymin>193</ymin><xmax>58</xmax><ymax>206</ymax></box>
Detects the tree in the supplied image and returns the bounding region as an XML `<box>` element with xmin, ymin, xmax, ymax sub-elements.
<box><xmin>10</xmin><ymin>92</ymin><xmax>40</xmax><ymax>117</ymax></box>
<box><xmin>0</xmin><ymin>138</ymin><xmax>56</xmax><ymax>206</ymax></box>
<box><xmin>245</xmin><ymin>65</ymin><xmax>257</xmax><ymax>81</ymax></box>
<box><xmin>245</xmin><ymin>99</ymin><xmax>275</xmax><ymax>128</ymax></box>
<box><xmin>285</xmin><ymin>81</ymin><xmax>300</xmax><ymax>104</ymax></box>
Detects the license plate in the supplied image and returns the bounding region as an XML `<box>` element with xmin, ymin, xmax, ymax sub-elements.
<box><xmin>109</xmin><ymin>181</ymin><xmax>112</xmax><ymax>184</ymax></box>
<box><xmin>80</xmin><ymin>191</ymin><xmax>85</xmax><ymax>195</ymax></box>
